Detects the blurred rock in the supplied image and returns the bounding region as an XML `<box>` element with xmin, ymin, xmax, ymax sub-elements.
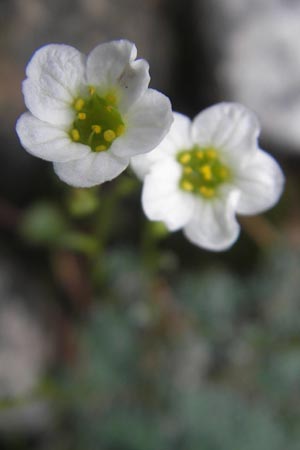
<box><xmin>0</xmin><ymin>253</ymin><xmax>55</xmax><ymax>435</ymax></box>
<box><xmin>197</xmin><ymin>0</ymin><xmax>300</xmax><ymax>152</ymax></box>
<box><xmin>0</xmin><ymin>300</ymin><xmax>51</xmax><ymax>398</ymax></box>
<box><xmin>0</xmin><ymin>401</ymin><xmax>53</xmax><ymax>435</ymax></box>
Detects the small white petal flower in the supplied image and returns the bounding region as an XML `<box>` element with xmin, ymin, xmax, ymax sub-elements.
<box><xmin>16</xmin><ymin>40</ymin><xmax>173</xmax><ymax>187</ymax></box>
<box><xmin>131</xmin><ymin>103</ymin><xmax>285</xmax><ymax>251</ymax></box>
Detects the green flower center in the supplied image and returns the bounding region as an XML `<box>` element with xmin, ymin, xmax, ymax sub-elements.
<box><xmin>177</xmin><ymin>145</ymin><xmax>231</xmax><ymax>198</ymax></box>
<box><xmin>69</xmin><ymin>87</ymin><xmax>125</xmax><ymax>152</ymax></box>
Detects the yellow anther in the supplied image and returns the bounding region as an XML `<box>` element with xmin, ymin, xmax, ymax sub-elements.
<box><xmin>199</xmin><ymin>186</ymin><xmax>215</xmax><ymax>198</ymax></box>
<box><xmin>116</xmin><ymin>124</ymin><xmax>125</xmax><ymax>136</ymax></box>
<box><xmin>181</xmin><ymin>180</ymin><xmax>194</xmax><ymax>192</ymax></box>
<box><xmin>179</xmin><ymin>153</ymin><xmax>191</xmax><ymax>164</ymax></box>
<box><xmin>206</xmin><ymin>149</ymin><xmax>217</xmax><ymax>159</ymax></box>
<box><xmin>89</xmin><ymin>86</ymin><xmax>96</xmax><ymax>95</ymax></box>
<box><xmin>91</xmin><ymin>124</ymin><xmax>102</xmax><ymax>134</ymax></box>
<box><xmin>200</xmin><ymin>164</ymin><xmax>213</xmax><ymax>181</ymax></box>
<box><xmin>104</xmin><ymin>129</ymin><xmax>116</xmax><ymax>142</ymax></box>
<box><xmin>105</xmin><ymin>93</ymin><xmax>117</xmax><ymax>105</ymax></box>
<box><xmin>78</xmin><ymin>112</ymin><xmax>86</xmax><ymax>120</ymax></box>
<box><xmin>71</xmin><ymin>129</ymin><xmax>80</xmax><ymax>141</ymax></box>
<box><xmin>184</xmin><ymin>166</ymin><xmax>193</xmax><ymax>175</ymax></box>
<box><xmin>196</xmin><ymin>150</ymin><xmax>204</xmax><ymax>159</ymax></box>
<box><xmin>106</xmin><ymin>105</ymin><xmax>114</xmax><ymax>112</ymax></box>
<box><xmin>74</xmin><ymin>98</ymin><xmax>85</xmax><ymax>111</ymax></box>
<box><xmin>95</xmin><ymin>145</ymin><xmax>107</xmax><ymax>152</ymax></box>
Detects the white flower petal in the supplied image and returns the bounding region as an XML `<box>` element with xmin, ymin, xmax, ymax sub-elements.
<box><xmin>23</xmin><ymin>44</ymin><xmax>86</xmax><ymax>125</ymax></box>
<box><xmin>235</xmin><ymin>149</ymin><xmax>285</xmax><ymax>215</ymax></box>
<box><xmin>16</xmin><ymin>113</ymin><xmax>90</xmax><ymax>162</ymax></box>
<box><xmin>26</xmin><ymin>44</ymin><xmax>86</xmax><ymax>93</ymax></box>
<box><xmin>130</xmin><ymin>112</ymin><xmax>192</xmax><ymax>179</ymax></box>
<box><xmin>88</xmin><ymin>40</ymin><xmax>150</xmax><ymax>111</ymax></box>
<box><xmin>167</xmin><ymin>112</ymin><xmax>193</xmax><ymax>149</ymax></box>
<box><xmin>130</xmin><ymin>138</ymin><xmax>176</xmax><ymax>180</ymax></box>
<box><xmin>111</xmin><ymin>89</ymin><xmax>173</xmax><ymax>158</ymax></box>
<box><xmin>87</xmin><ymin>39</ymin><xmax>137</xmax><ymax>88</ymax></box>
<box><xmin>22</xmin><ymin>79</ymin><xmax>74</xmax><ymax>127</ymax></box>
<box><xmin>191</xmin><ymin>103</ymin><xmax>260</xmax><ymax>164</ymax></box>
<box><xmin>142</xmin><ymin>160</ymin><xmax>195</xmax><ymax>230</ymax></box>
<box><xmin>53</xmin><ymin>151</ymin><xmax>128</xmax><ymax>187</ymax></box>
<box><xmin>118</xmin><ymin>59</ymin><xmax>150</xmax><ymax>112</ymax></box>
<box><xmin>184</xmin><ymin>191</ymin><xmax>241</xmax><ymax>251</ymax></box>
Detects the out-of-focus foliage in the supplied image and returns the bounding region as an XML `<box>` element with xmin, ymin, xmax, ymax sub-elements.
<box><xmin>42</xmin><ymin>243</ymin><xmax>299</xmax><ymax>450</ymax></box>
<box><xmin>2</xmin><ymin>181</ymin><xmax>299</xmax><ymax>449</ymax></box>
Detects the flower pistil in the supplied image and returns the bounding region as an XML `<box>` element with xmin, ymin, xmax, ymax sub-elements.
<box><xmin>177</xmin><ymin>146</ymin><xmax>231</xmax><ymax>198</ymax></box>
<box><xmin>70</xmin><ymin>87</ymin><xmax>125</xmax><ymax>152</ymax></box>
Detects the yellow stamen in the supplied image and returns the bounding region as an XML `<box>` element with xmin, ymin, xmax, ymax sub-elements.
<box><xmin>74</xmin><ymin>98</ymin><xmax>85</xmax><ymax>111</ymax></box>
<box><xmin>71</xmin><ymin>129</ymin><xmax>80</xmax><ymax>141</ymax></box>
<box><xmin>116</xmin><ymin>124</ymin><xmax>125</xmax><ymax>136</ymax></box>
<box><xmin>181</xmin><ymin>180</ymin><xmax>194</xmax><ymax>192</ymax></box>
<box><xmin>199</xmin><ymin>186</ymin><xmax>215</xmax><ymax>198</ymax></box>
<box><xmin>89</xmin><ymin>86</ymin><xmax>96</xmax><ymax>95</ymax></box>
<box><xmin>91</xmin><ymin>124</ymin><xmax>102</xmax><ymax>134</ymax></box>
<box><xmin>206</xmin><ymin>149</ymin><xmax>217</xmax><ymax>159</ymax></box>
<box><xmin>104</xmin><ymin>129</ymin><xmax>116</xmax><ymax>142</ymax></box>
<box><xmin>106</xmin><ymin>105</ymin><xmax>113</xmax><ymax>112</ymax></box>
<box><xmin>95</xmin><ymin>145</ymin><xmax>107</xmax><ymax>152</ymax></box>
<box><xmin>200</xmin><ymin>165</ymin><xmax>213</xmax><ymax>181</ymax></box>
<box><xmin>196</xmin><ymin>150</ymin><xmax>204</xmax><ymax>159</ymax></box>
<box><xmin>179</xmin><ymin>153</ymin><xmax>191</xmax><ymax>164</ymax></box>
<box><xmin>78</xmin><ymin>112</ymin><xmax>86</xmax><ymax>120</ymax></box>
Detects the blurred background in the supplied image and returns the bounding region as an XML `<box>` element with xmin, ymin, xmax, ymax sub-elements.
<box><xmin>1</xmin><ymin>0</ymin><xmax>300</xmax><ymax>449</ymax></box>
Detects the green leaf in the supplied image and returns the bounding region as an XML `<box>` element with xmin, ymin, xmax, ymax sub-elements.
<box><xmin>20</xmin><ymin>202</ymin><xmax>67</xmax><ymax>245</ymax></box>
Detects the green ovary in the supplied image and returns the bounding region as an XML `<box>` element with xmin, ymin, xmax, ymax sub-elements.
<box><xmin>177</xmin><ymin>145</ymin><xmax>231</xmax><ymax>198</ymax></box>
<box><xmin>69</xmin><ymin>88</ymin><xmax>125</xmax><ymax>152</ymax></box>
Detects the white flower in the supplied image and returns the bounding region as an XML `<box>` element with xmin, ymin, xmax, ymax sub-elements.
<box><xmin>16</xmin><ymin>40</ymin><xmax>173</xmax><ymax>187</ymax></box>
<box><xmin>131</xmin><ymin>103</ymin><xmax>285</xmax><ymax>251</ymax></box>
